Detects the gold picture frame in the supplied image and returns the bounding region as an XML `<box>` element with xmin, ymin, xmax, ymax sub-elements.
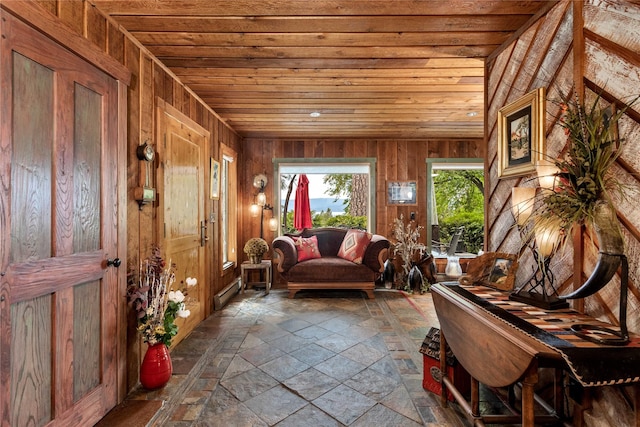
<box><xmin>210</xmin><ymin>158</ymin><xmax>220</xmax><ymax>200</ymax></box>
<box><xmin>497</xmin><ymin>87</ymin><xmax>545</xmax><ymax>178</ymax></box>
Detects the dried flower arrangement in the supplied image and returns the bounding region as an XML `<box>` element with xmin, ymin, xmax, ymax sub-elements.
<box><xmin>244</xmin><ymin>237</ymin><xmax>269</xmax><ymax>263</ymax></box>
<box><xmin>540</xmin><ymin>92</ymin><xmax>635</xmax><ymax>234</ymax></box>
<box><xmin>127</xmin><ymin>247</ymin><xmax>197</xmax><ymax>347</ymax></box>
<box><xmin>244</xmin><ymin>237</ymin><xmax>269</xmax><ymax>255</ymax></box>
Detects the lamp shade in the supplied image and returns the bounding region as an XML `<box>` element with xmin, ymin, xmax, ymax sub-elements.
<box><xmin>536</xmin><ymin>224</ymin><xmax>560</xmax><ymax>258</ymax></box>
<box><xmin>537</xmin><ymin>160</ymin><xmax>559</xmax><ymax>190</ymax></box>
<box><xmin>268</xmin><ymin>217</ymin><xmax>279</xmax><ymax>232</ymax></box>
<box><xmin>511</xmin><ymin>187</ymin><xmax>536</xmax><ymax>226</ymax></box>
<box><xmin>250</xmin><ymin>203</ymin><xmax>260</xmax><ymax>217</ymax></box>
<box><xmin>257</xmin><ymin>192</ymin><xmax>267</xmax><ymax>206</ymax></box>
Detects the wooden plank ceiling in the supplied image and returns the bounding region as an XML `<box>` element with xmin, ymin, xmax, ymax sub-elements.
<box><xmin>92</xmin><ymin>0</ymin><xmax>554</xmax><ymax>139</ymax></box>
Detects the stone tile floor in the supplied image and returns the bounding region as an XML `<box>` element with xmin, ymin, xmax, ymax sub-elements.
<box><xmin>107</xmin><ymin>288</ymin><xmax>490</xmax><ymax>426</ymax></box>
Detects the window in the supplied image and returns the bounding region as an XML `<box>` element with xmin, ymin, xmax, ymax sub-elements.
<box><xmin>426</xmin><ymin>158</ymin><xmax>484</xmax><ymax>254</ymax></box>
<box><xmin>220</xmin><ymin>145</ymin><xmax>238</xmax><ymax>270</ymax></box>
<box><xmin>275</xmin><ymin>158</ymin><xmax>377</xmax><ymax>232</ymax></box>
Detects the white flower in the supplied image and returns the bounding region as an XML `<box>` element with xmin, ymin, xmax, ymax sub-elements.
<box><xmin>177</xmin><ymin>306</ymin><xmax>191</xmax><ymax>318</ymax></box>
<box><xmin>168</xmin><ymin>290</ymin><xmax>185</xmax><ymax>303</ymax></box>
<box><xmin>186</xmin><ymin>277</ymin><xmax>198</xmax><ymax>287</ymax></box>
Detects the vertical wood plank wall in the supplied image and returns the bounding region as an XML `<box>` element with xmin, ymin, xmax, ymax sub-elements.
<box><xmin>240</xmin><ymin>138</ymin><xmax>484</xmax><ymax>268</ymax></box>
<box><xmin>4</xmin><ymin>0</ymin><xmax>242</xmax><ymax>393</ymax></box>
<box><xmin>486</xmin><ymin>1</ymin><xmax>640</xmax><ymax>423</ymax></box>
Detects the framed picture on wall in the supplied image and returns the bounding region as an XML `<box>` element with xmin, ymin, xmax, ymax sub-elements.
<box><xmin>497</xmin><ymin>87</ymin><xmax>545</xmax><ymax>178</ymax></box>
<box><xmin>387</xmin><ymin>181</ymin><xmax>417</xmax><ymax>205</ymax></box>
<box><xmin>210</xmin><ymin>158</ymin><xmax>220</xmax><ymax>200</ymax></box>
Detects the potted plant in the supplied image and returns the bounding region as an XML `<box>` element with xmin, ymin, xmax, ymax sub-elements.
<box><xmin>244</xmin><ymin>237</ymin><xmax>269</xmax><ymax>264</ymax></box>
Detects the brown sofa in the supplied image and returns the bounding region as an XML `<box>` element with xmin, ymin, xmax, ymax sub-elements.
<box><xmin>272</xmin><ymin>227</ymin><xmax>390</xmax><ymax>299</ymax></box>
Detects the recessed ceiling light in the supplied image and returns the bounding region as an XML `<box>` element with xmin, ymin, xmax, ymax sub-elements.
<box><xmin>310</xmin><ymin>112</ymin><xmax>321</xmax><ymax>117</ymax></box>
<box><xmin>466</xmin><ymin>111</ymin><xmax>478</xmax><ymax>117</ymax></box>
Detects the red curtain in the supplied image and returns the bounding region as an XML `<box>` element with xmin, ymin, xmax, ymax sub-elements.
<box><xmin>294</xmin><ymin>174</ymin><xmax>312</xmax><ymax>230</ymax></box>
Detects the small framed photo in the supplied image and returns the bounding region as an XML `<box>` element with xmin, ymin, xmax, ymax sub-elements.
<box><xmin>488</xmin><ymin>256</ymin><xmax>516</xmax><ymax>289</ymax></box>
<box><xmin>497</xmin><ymin>87</ymin><xmax>545</xmax><ymax>178</ymax></box>
<box><xmin>460</xmin><ymin>252</ymin><xmax>518</xmax><ymax>291</ymax></box>
<box><xmin>210</xmin><ymin>158</ymin><xmax>220</xmax><ymax>200</ymax></box>
<box><xmin>387</xmin><ymin>181</ymin><xmax>417</xmax><ymax>205</ymax></box>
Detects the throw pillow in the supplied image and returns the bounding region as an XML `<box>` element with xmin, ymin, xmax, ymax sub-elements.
<box><xmin>338</xmin><ymin>229</ymin><xmax>372</xmax><ymax>264</ymax></box>
<box><xmin>293</xmin><ymin>235</ymin><xmax>322</xmax><ymax>262</ymax></box>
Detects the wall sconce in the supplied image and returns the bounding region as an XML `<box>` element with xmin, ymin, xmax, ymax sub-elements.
<box><xmin>251</xmin><ymin>174</ymin><xmax>278</xmax><ymax>238</ymax></box>
<box><xmin>511</xmin><ymin>187</ymin><xmax>536</xmax><ymax>226</ymax></box>
<box><xmin>250</xmin><ymin>203</ymin><xmax>261</xmax><ymax>217</ymax></box>
<box><xmin>536</xmin><ymin>159</ymin><xmax>559</xmax><ymax>191</ymax></box>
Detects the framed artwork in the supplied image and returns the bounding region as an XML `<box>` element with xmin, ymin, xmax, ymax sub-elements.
<box><xmin>387</xmin><ymin>181</ymin><xmax>417</xmax><ymax>205</ymax></box>
<box><xmin>497</xmin><ymin>87</ymin><xmax>545</xmax><ymax>178</ymax></box>
<box><xmin>460</xmin><ymin>252</ymin><xmax>518</xmax><ymax>291</ymax></box>
<box><xmin>210</xmin><ymin>158</ymin><xmax>220</xmax><ymax>200</ymax></box>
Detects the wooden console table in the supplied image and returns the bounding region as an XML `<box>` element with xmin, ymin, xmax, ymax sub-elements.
<box><xmin>431</xmin><ymin>283</ymin><xmax>640</xmax><ymax>426</ymax></box>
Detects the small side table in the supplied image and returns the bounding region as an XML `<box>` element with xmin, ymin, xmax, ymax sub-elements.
<box><xmin>241</xmin><ymin>260</ymin><xmax>272</xmax><ymax>295</ymax></box>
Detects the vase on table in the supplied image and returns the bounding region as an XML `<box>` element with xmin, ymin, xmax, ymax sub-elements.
<box><xmin>140</xmin><ymin>343</ymin><xmax>173</xmax><ymax>390</ymax></box>
<box><xmin>249</xmin><ymin>254</ymin><xmax>263</xmax><ymax>264</ymax></box>
<box><xmin>445</xmin><ymin>256</ymin><xmax>463</xmax><ymax>280</ymax></box>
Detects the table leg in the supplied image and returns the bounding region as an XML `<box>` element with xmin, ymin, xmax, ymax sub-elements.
<box><xmin>241</xmin><ymin>268</ymin><xmax>247</xmax><ymax>293</ymax></box>
<box><xmin>266</xmin><ymin>265</ymin><xmax>271</xmax><ymax>295</ymax></box>
<box><xmin>471</xmin><ymin>377</ymin><xmax>480</xmax><ymax>418</ymax></box>
<box><xmin>521</xmin><ymin>363</ymin><xmax>539</xmax><ymax>427</ymax></box>
<box><xmin>440</xmin><ymin>330</ymin><xmax>448</xmax><ymax>407</ymax></box>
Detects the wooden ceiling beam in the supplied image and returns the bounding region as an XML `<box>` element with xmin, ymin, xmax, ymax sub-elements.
<box><xmin>113</xmin><ymin>15</ymin><xmax>531</xmax><ymax>33</ymax></box>
<box><xmin>92</xmin><ymin>0</ymin><xmax>549</xmax><ymax>17</ymax></box>
<box><xmin>170</xmin><ymin>67</ymin><xmax>485</xmax><ymax>78</ymax></box>
<box><xmin>150</xmin><ymin>45</ymin><xmax>497</xmax><ymax>59</ymax></box>
<box><xmin>133</xmin><ymin>31</ymin><xmax>512</xmax><ymax>47</ymax></box>
<box><xmin>162</xmin><ymin>57</ymin><xmax>484</xmax><ymax>69</ymax></box>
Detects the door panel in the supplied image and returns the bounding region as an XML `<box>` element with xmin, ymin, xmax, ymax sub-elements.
<box><xmin>157</xmin><ymin>102</ymin><xmax>208</xmax><ymax>347</ymax></box>
<box><xmin>10</xmin><ymin>296</ymin><xmax>52</xmax><ymax>426</ymax></box>
<box><xmin>10</xmin><ymin>52</ymin><xmax>54</xmax><ymax>263</ymax></box>
<box><xmin>1</xmin><ymin>11</ymin><xmax>120</xmax><ymax>426</ymax></box>
<box><xmin>73</xmin><ymin>83</ymin><xmax>102</xmax><ymax>253</ymax></box>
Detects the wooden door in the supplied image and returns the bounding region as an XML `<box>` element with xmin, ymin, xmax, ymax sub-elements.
<box><xmin>156</xmin><ymin>101</ymin><xmax>208</xmax><ymax>347</ymax></box>
<box><xmin>0</xmin><ymin>11</ymin><xmax>121</xmax><ymax>426</ymax></box>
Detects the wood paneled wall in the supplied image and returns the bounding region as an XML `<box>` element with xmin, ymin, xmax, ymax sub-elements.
<box><xmin>486</xmin><ymin>1</ymin><xmax>640</xmax><ymax>423</ymax></box>
<box><xmin>3</xmin><ymin>0</ymin><xmax>242</xmax><ymax>394</ymax></box>
<box><xmin>240</xmin><ymin>138</ymin><xmax>484</xmax><ymax>267</ymax></box>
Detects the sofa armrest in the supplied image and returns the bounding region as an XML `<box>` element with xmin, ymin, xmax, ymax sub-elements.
<box><xmin>272</xmin><ymin>236</ymin><xmax>298</xmax><ymax>273</ymax></box>
<box><xmin>362</xmin><ymin>235</ymin><xmax>390</xmax><ymax>273</ymax></box>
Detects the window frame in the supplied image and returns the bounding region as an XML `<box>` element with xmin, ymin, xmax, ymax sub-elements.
<box><xmin>426</xmin><ymin>157</ymin><xmax>484</xmax><ymax>253</ymax></box>
<box><xmin>220</xmin><ymin>145</ymin><xmax>238</xmax><ymax>272</ymax></box>
<box><xmin>273</xmin><ymin>158</ymin><xmax>377</xmax><ymax>233</ymax></box>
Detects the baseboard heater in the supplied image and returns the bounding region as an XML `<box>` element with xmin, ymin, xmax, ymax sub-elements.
<box><xmin>214</xmin><ymin>277</ymin><xmax>241</xmax><ymax>311</ymax></box>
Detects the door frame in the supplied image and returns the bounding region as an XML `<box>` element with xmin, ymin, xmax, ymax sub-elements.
<box><xmin>155</xmin><ymin>98</ymin><xmax>210</xmax><ymax>347</ymax></box>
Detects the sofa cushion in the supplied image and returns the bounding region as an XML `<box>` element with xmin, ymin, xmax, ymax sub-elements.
<box><xmin>337</xmin><ymin>229</ymin><xmax>372</xmax><ymax>264</ymax></box>
<box><xmin>285</xmin><ymin>257</ymin><xmax>376</xmax><ymax>282</ymax></box>
<box><xmin>299</xmin><ymin>227</ymin><xmax>347</xmax><ymax>256</ymax></box>
<box><xmin>293</xmin><ymin>235</ymin><xmax>322</xmax><ymax>262</ymax></box>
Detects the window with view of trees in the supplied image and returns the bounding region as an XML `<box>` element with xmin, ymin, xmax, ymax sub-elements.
<box><xmin>427</xmin><ymin>160</ymin><xmax>484</xmax><ymax>255</ymax></box>
<box><xmin>275</xmin><ymin>160</ymin><xmax>375</xmax><ymax>233</ymax></box>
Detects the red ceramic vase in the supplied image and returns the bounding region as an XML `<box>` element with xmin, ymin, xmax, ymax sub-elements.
<box><xmin>140</xmin><ymin>343</ymin><xmax>173</xmax><ymax>390</ymax></box>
